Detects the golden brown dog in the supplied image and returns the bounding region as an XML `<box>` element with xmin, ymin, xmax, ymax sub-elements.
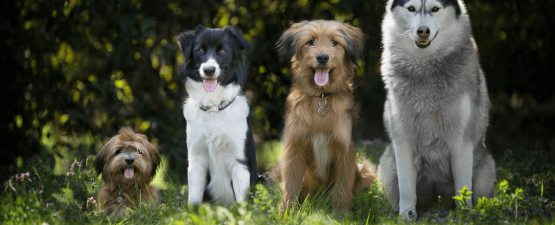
<box><xmin>271</xmin><ymin>20</ymin><xmax>376</xmax><ymax>214</ymax></box>
<box><xmin>94</xmin><ymin>127</ymin><xmax>161</xmax><ymax>217</ymax></box>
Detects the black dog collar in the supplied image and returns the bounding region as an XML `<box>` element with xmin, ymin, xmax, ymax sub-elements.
<box><xmin>311</xmin><ymin>92</ymin><xmax>333</xmax><ymax>98</ymax></box>
<box><xmin>199</xmin><ymin>97</ymin><xmax>236</xmax><ymax>112</ymax></box>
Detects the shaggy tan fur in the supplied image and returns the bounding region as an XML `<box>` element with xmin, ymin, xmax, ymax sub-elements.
<box><xmin>271</xmin><ymin>20</ymin><xmax>376</xmax><ymax>214</ymax></box>
<box><xmin>94</xmin><ymin>127</ymin><xmax>161</xmax><ymax>217</ymax></box>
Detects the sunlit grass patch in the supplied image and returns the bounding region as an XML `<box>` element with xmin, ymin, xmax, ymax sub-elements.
<box><xmin>2</xmin><ymin>139</ymin><xmax>555</xmax><ymax>224</ymax></box>
<box><xmin>150</xmin><ymin>156</ymin><xmax>169</xmax><ymax>190</ymax></box>
<box><xmin>351</xmin><ymin>178</ymin><xmax>396</xmax><ymax>223</ymax></box>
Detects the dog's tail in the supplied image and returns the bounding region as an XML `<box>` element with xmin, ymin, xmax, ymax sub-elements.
<box><xmin>353</xmin><ymin>158</ymin><xmax>376</xmax><ymax>194</ymax></box>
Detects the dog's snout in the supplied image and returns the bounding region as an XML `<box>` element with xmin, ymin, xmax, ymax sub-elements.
<box><xmin>203</xmin><ymin>67</ymin><xmax>216</xmax><ymax>76</ymax></box>
<box><xmin>316</xmin><ymin>53</ymin><xmax>329</xmax><ymax>65</ymax></box>
<box><xmin>125</xmin><ymin>157</ymin><xmax>134</xmax><ymax>165</ymax></box>
<box><xmin>417</xmin><ymin>26</ymin><xmax>430</xmax><ymax>38</ymax></box>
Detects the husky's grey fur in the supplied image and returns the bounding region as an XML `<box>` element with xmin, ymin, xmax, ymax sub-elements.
<box><xmin>378</xmin><ymin>0</ymin><xmax>496</xmax><ymax>221</ymax></box>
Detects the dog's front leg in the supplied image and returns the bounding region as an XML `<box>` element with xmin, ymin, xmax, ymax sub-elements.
<box><xmin>188</xmin><ymin>156</ymin><xmax>209</xmax><ymax>204</ymax></box>
<box><xmin>279</xmin><ymin>134</ymin><xmax>309</xmax><ymax>215</ymax></box>
<box><xmin>451</xmin><ymin>137</ymin><xmax>473</xmax><ymax>208</ymax></box>
<box><xmin>228</xmin><ymin>137</ymin><xmax>250</xmax><ymax>202</ymax></box>
<box><xmin>329</xmin><ymin>138</ymin><xmax>357</xmax><ymax>213</ymax></box>
<box><xmin>392</xmin><ymin>134</ymin><xmax>418</xmax><ymax>221</ymax></box>
<box><xmin>230</xmin><ymin>161</ymin><xmax>250</xmax><ymax>202</ymax></box>
<box><xmin>187</xmin><ymin>131</ymin><xmax>209</xmax><ymax>205</ymax></box>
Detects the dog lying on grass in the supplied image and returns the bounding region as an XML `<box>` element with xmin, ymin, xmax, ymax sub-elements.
<box><xmin>94</xmin><ymin>127</ymin><xmax>161</xmax><ymax>217</ymax></box>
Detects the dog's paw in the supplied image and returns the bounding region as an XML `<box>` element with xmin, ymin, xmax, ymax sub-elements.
<box><xmin>400</xmin><ymin>206</ymin><xmax>417</xmax><ymax>222</ymax></box>
<box><xmin>187</xmin><ymin>194</ymin><xmax>203</xmax><ymax>205</ymax></box>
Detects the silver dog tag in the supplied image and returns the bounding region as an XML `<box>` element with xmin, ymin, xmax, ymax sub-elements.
<box><xmin>318</xmin><ymin>99</ymin><xmax>326</xmax><ymax>117</ymax></box>
<box><xmin>116</xmin><ymin>195</ymin><xmax>123</xmax><ymax>204</ymax></box>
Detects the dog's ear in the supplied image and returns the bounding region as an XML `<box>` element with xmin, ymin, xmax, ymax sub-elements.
<box><xmin>94</xmin><ymin>136</ymin><xmax>117</xmax><ymax>176</ymax></box>
<box><xmin>276</xmin><ymin>21</ymin><xmax>308</xmax><ymax>63</ymax></box>
<box><xmin>226</xmin><ymin>27</ymin><xmax>251</xmax><ymax>52</ymax></box>
<box><xmin>341</xmin><ymin>23</ymin><xmax>364</xmax><ymax>67</ymax></box>
<box><xmin>138</xmin><ymin>134</ymin><xmax>161</xmax><ymax>178</ymax></box>
<box><xmin>176</xmin><ymin>25</ymin><xmax>205</xmax><ymax>62</ymax></box>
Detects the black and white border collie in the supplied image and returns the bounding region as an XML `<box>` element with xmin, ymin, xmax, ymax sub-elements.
<box><xmin>177</xmin><ymin>25</ymin><xmax>258</xmax><ymax>204</ymax></box>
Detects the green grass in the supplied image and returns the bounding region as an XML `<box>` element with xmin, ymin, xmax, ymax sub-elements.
<box><xmin>1</xmin><ymin>140</ymin><xmax>554</xmax><ymax>224</ymax></box>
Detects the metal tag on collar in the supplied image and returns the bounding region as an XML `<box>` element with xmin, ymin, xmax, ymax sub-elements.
<box><xmin>318</xmin><ymin>98</ymin><xmax>327</xmax><ymax>117</ymax></box>
<box><xmin>116</xmin><ymin>195</ymin><xmax>123</xmax><ymax>204</ymax></box>
<box><xmin>116</xmin><ymin>186</ymin><xmax>123</xmax><ymax>204</ymax></box>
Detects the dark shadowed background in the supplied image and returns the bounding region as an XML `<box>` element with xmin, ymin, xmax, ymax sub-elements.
<box><xmin>1</xmin><ymin>0</ymin><xmax>554</xmax><ymax>183</ymax></box>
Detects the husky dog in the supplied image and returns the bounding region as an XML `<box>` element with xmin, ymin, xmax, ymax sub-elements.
<box><xmin>378</xmin><ymin>0</ymin><xmax>496</xmax><ymax>221</ymax></box>
<box><xmin>177</xmin><ymin>25</ymin><xmax>259</xmax><ymax>204</ymax></box>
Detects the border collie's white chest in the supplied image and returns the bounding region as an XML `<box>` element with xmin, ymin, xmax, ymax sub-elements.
<box><xmin>183</xmin><ymin>78</ymin><xmax>251</xmax><ymax>204</ymax></box>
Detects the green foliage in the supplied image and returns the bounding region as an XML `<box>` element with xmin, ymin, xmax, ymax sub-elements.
<box><xmin>493</xmin><ymin>141</ymin><xmax>555</xmax><ymax>221</ymax></box>
<box><xmin>497</xmin><ymin>141</ymin><xmax>555</xmax><ymax>199</ymax></box>
<box><xmin>350</xmin><ymin>178</ymin><xmax>397</xmax><ymax>224</ymax></box>
<box><xmin>1</xmin><ymin>191</ymin><xmax>56</xmax><ymax>225</ymax></box>
<box><xmin>3</xmin><ymin>0</ymin><xmax>554</xmax><ymax>184</ymax></box>
<box><xmin>256</xmin><ymin>140</ymin><xmax>285</xmax><ymax>172</ymax></box>
<box><xmin>1</xmin><ymin>154</ymin><xmax>103</xmax><ymax>224</ymax></box>
<box><xmin>452</xmin><ymin>186</ymin><xmax>472</xmax><ymax>221</ymax></box>
<box><xmin>2</xmin><ymin>0</ymin><xmax>555</xmax><ymax>223</ymax></box>
<box><xmin>471</xmin><ymin>180</ymin><xmax>524</xmax><ymax>224</ymax></box>
<box><xmin>1</xmin><ymin>0</ymin><xmax>393</xmax><ymax>180</ymax></box>
<box><xmin>2</xmin><ymin>141</ymin><xmax>555</xmax><ymax>224</ymax></box>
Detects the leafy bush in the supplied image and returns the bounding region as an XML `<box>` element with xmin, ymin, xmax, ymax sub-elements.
<box><xmin>4</xmin><ymin>0</ymin><xmax>554</xmax><ymax>182</ymax></box>
<box><xmin>470</xmin><ymin>181</ymin><xmax>523</xmax><ymax>223</ymax></box>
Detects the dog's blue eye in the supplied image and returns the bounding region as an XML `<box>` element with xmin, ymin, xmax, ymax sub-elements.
<box><xmin>308</xmin><ymin>40</ymin><xmax>315</xmax><ymax>45</ymax></box>
<box><xmin>408</xmin><ymin>6</ymin><xmax>415</xmax><ymax>12</ymax></box>
<box><xmin>331</xmin><ymin>40</ymin><xmax>337</xmax><ymax>46</ymax></box>
<box><xmin>198</xmin><ymin>48</ymin><xmax>204</xmax><ymax>53</ymax></box>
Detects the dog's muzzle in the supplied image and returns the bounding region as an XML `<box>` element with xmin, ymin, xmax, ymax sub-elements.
<box><xmin>414</xmin><ymin>31</ymin><xmax>439</xmax><ymax>49</ymax></box>
<box><xmin>415</xmin><ymin>40</ymin><xmax>431</xmax><ymax>48</ymax></box>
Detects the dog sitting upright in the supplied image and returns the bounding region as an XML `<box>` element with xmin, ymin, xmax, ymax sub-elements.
<box><xmin>271</xmin><ymin>20</ymin><xmax>376</xmax><ymax>214</ymax></box>
<box><xmin>176</xmin><ymin>25</ymin><xmax>259</xmax><ymax>204</ymax></box>
<box><xmin>94</xmin><ymin>127</ymin><xmax>161</xmax><ymax>217</ymax></box>
<box><xmin>378</xmin><ymin>0</ymin><xmax>496</xmax><ymax>221</ymax></box>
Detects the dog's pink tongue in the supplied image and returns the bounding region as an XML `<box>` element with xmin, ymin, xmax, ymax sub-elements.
<box><xmin>314</xmin><ymin>71</ymin><xmax>329</xmax><ymax>86</ymax></box>
<box><xmin>124</xmin><ymin>168</ymin><xmax>134</xmax><ymax>179</ymax></box>
<box><xmin>203</xmin><ymin>79</ymin><xmax>217</xmax><ymax>92</ymax></box>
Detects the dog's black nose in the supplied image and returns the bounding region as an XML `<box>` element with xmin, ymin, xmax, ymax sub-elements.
<box><xmin>316</xmin><ymin>53</ymin><xmax>329</xmax><ymax>65</ymax></box>
<box><xmin>125</xmin><ymin>157</ymin><xmax>134</xmax><ymax>165</ymax></box>
<box><xmin>203</xmin><ymin>67</ymin><xmax>215</xmax><ymax>76</ymax></box>
<box><xmin>417</xmin><ymin>26</ymin><xmax>430</xmax><ymax>38</ymax></box>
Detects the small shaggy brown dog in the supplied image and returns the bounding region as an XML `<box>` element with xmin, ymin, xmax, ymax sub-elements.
<box><xmin>271</xmin><ymin>20</ymin><xmax>376</xmax><ymax>214</ymax></box>
<box><xmin>94</xmin><ymin>127</ymin><xmax>161</xmax><ymax>217</ymax></box>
